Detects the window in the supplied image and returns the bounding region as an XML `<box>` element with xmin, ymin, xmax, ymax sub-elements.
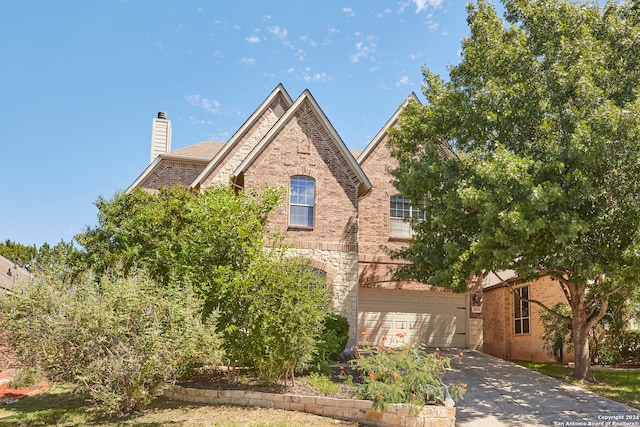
<box><xmin>514</xmin><ymin>286</ymin><xmax>530</xmax><ymax>334</ymax></box>
<box><xmin>290</xmin><ymin>176</ymin><xmax>315</xmax><ymax>227</ymax></box>
<box><xmin>390</xmin><ymin>195</ymin><xmax>425</xmax><ymax>238</ymax></box>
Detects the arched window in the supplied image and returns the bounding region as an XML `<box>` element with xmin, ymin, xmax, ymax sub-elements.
<box><xmin>290</xmin><ymin>176</ymin><xmax>315</xmax><ymax>227</ymax></box>
<box><xmin>390</xmin><ymin>194</ymin><xmax>425</xmax><ymax>238</ymax></box>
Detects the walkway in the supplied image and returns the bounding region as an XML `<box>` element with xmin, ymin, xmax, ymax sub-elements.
<box><xmin>443</xmin><ymin>350</ymin><xmax>640</xmax><ymax>427</ymax></box>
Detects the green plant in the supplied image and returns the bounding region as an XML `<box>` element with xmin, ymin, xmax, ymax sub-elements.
<box><xmin>303</xmin><ymin>372</ymin><xmax>341</xmax><ymax>395</ymax></box>
<box><xmin>540</xmin><ymin>303</ymin><xmax>573</xmax><ymax>362</ymax></box>
<box><xmin>214</xmin><ymin>251</ymin><xmax>330</xmax><ymax>386</ymax></box>
<box><xmin>350</xmin><ymin>345</ymin><xmax>466</xmax><ymax>411</ymax></box>
<box><xmin>312</xmin><ymin>314</ymin><xmax>349</xmax><ymax>366</ymax></box>
<box><xmin>0</xmin><ymin>272</ymin><xmax>223</xmax><ymax>415</ymax></box>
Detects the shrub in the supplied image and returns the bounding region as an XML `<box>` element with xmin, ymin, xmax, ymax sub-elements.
<box><xmin>0</xmin><ymin>272</ymin><xmax>223</xmax><ymax>414</ymax></box>
<box><xmin>619</xmin><ymin>330</ymin><xmax>640</xmax><ymax>362</ymax></box>
<box><xmin>213</xmin><ymin>251</ymin><xmax>330</xmax><ymax>385</ymax></box>
<box><xmin>312</xmin><ymin>314</ymin><xmax>350</xmax><ymax>366</ymax></box>
<box><xmin>350</xmin><ymin>344</ymin><xmax>466</xmax><ymax>411</ymax></box>
<box><xmin>540</xmin><ymin>303</ymin><xmax>573</xmax><ymax>362</ymax></box>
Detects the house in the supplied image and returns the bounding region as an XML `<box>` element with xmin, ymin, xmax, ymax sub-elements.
<box><xmin>127</xmin><ymin>84</ymin><xmax>483</xmax><ymax>350</ymax></box>
<box><xmin>482</xmin><ymin>271</ymin><xmax>573</xmax><ymax>363</ymax></box>
<box><xmin>0</xmin><ymin>254</ymin><xmax>31</xmax><ymax>294</ymax></box>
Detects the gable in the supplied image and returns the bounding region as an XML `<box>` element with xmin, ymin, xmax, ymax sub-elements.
<box><xmin>192</xmin><ymin>84</ymin><xmax>294</xmax><ymax>189</ymax></box>
<box><xmin>233</xmin><ymin>90</ymin><xmax>371</xmax><ymax>198</ymax></box>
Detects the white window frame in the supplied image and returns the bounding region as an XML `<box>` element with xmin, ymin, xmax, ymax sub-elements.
<box><xmin>514</xmin><ymin>286</ymin><xmax>531</xmax><ymax>335</ymax></box>
<box><xmin>390</xmin><ymin>194</ymin><xmax>424</xmax><ymax>238</ymax></box>
<box><xmin>289</xmin><ymin>176</ymin><xmax>315</xmax><ymax>227</ymax></box>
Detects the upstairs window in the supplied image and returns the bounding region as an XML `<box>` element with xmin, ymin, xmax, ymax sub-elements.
<box><xmin>514</xmin><ymin>286</ymin><xmax>530</xmax><ymax>334</ymax></box>
<box><xmin>390</xmin><ymin>194</ymin><xmax>424</xmax><ymax>238</ymax></box>
<box><xmin>290</xmin><ymin>176</ymin><xmax>315</xmax><ymax>227</ymax></box>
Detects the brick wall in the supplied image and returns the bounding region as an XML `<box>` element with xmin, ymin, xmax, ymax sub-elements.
<box><xmin>140</xmin><ymin>160</ymin><xmax>207</xmax><ymax>190</ymax></box>
<box><xmin>483</xmin><ymin>276</ymin><xmax>573</xmax><ymax>363</ymax></box>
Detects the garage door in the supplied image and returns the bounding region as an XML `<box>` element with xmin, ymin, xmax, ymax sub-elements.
<box><xmin>358</xmin><ymin>289</ymin><xmax>467</xmax><ymax>348</ymax></box>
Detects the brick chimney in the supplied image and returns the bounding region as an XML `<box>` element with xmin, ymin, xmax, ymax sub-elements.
<box><xmin>150</xmin><ymin>112</ymin><xmax>172</xmax><ymax>163</ymax></box>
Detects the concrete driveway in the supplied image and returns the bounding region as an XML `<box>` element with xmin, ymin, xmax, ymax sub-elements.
<box><xmin>442</xmin><ymin>350</ymin><xmax>640</xmax><ymax>427</ymax></box>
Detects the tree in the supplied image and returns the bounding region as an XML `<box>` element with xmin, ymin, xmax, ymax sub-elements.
<box><xmin>388</xmin><ymin>0</ymin><xmax>640</xmax><ymax>382</ymax></box>
<box><xmin>76</xmin><ymin>185</ymin><xmax>331</xmax><ymax>383</ymax></box>
<box><xmin>0</xmin><ymin>239</ymin><xmax>36</xmax><ymax>269</ymax></box>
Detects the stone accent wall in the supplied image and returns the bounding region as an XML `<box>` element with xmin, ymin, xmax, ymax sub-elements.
<box><xmin>140</xmin><ymin>160</ymin><xmax>207</xmax><ymax>190</ymax></box>
<box><xmin>483</xmin><ymin>276</ymin><xmax>573</xmax><ymax>363</ymax></box>
<box><xmin>284</xmin><ymin>247</ymin><xmax>358</xmax><ymax>344</ymax></box>
<box><xmin>164</xmin><ymin>384</ymin><xmax>456</xmax><ymax>427</ymax></box>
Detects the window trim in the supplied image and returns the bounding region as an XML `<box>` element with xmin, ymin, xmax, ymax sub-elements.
<box><xmin>513</xmin><ymin>285</ymin><xmax>531</xmax><ymax>335</ymax></box>
<box><xmin>289</xmin><ymin>176</ymin><xmax>315</xmax><ymax>228</ymax></box>
<box><xmin>389</xmin><ymin>194</ymin><xmax>425</xmax><ymax>238</ymax></box>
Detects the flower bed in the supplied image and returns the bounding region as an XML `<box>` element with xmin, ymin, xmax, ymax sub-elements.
<box><xmin>164</xmin><ymin>384</ymin><xmax>455</xmax><ymax>427</ymax></box>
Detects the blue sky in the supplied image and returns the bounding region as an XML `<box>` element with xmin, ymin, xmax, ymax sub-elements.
<box><xmin>1</xmin><ymin>0</ymin><xmax>481</xmax><ymax>247</ymax></box>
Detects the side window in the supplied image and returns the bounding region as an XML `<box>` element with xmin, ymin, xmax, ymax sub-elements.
<box><xmin>514</xmin><ymin>286</ymin><xmax>530</xmax><ymax>334</ymax></box>
<box><xmin>290</xmin><ymin>176</ymin><xmax>315</xmax><ymax>227</ymax></box>
<box><xmin>390</xmin><ymin>194</ymin><xmax>424</xmax><ymax>238</ymax></box>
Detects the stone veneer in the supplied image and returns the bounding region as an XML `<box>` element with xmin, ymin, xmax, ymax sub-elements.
<box><xmin>164</xmin><ymin>384</ymin><xmax>456</xmax><ymax>427</ymax></box>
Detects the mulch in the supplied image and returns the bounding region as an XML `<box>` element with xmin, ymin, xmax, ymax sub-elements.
<box><xmin>0</xmin><ymin>368</ymin><xmax>51</xmax><ymax>406</ymax></box>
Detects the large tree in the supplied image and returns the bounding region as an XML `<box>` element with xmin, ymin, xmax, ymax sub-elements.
<box><xmin>388</xmin><ymin>0</ymin><xmax>640</xmax><ymax>382</ymax></box>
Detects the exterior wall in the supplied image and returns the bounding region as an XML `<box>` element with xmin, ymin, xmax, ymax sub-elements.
<box><xmin>357</xmin><ymin>125</ymin><xmax>478</xmax><ymax>348</ymax></box>
<box><xmin>483</xmin><ymin>276</ymin><xmax>573</xmax><ymax>363</ymax></box>
<box><xmin>240</xmin><ymin>99</ymin><xmax>361</xmax><ymax>344</ymax></box>
<box><xmin>140</xmin><ymin>160</ymin><xmax>207</xmax><ymax>190</ymax></box>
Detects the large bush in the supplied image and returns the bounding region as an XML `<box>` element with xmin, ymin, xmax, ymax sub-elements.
<box><xmin>312</xmin><ymin>314</ymin><xmax>350</xmax><ymax>366</ymax></box>
<box><xmin>213</xmin><ymin>250</ymin><xmax>330</xmax><ymax>385</ymax></box>
<box><xmin>0</xmin><ymin>272</ymin><xmax>222</xmax><ymax>414</ymax></box>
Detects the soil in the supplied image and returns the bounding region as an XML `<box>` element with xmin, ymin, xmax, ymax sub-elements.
<box><xmin>176</xmin><ymin>364</ymin><xmax>362</xmax><ymax>399</ymax></box>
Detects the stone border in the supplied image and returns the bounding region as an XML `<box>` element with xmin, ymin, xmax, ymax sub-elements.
<box><xmin>164</xmin><ymin>384</ymin><xmax>455</xmax><ymax>427</ymax></box>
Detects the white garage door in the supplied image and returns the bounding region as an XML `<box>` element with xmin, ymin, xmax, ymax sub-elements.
<box><xmin>358</xmin><ymin>289</ymin><xmax>467</xmax><ymax>348</ymax></box>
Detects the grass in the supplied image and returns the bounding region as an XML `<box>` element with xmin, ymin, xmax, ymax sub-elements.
<box><xmin>0</xmin><ymin>384</ymin><xmax>360</xmax><ymax>427</ymax></box>
<box><xmin>516</xmin><ymin>362</ymin><xmax>640</xmax><ymax>410</ymax></box>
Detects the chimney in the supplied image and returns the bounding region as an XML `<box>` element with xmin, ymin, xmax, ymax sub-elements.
<box><xmin>150</xmin><ymin>111</ymin><xmax>172</xmax><ymax>163</ymax></box>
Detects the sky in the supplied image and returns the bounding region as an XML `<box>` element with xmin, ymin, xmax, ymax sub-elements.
<box><xmin>1</xmin><ymin>0</ymin><xmax>486</xmax><ymax>247</ymax></box>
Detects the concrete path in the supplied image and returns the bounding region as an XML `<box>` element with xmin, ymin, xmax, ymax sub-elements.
<box><xmin>442</xmin><ymin>350</ymin><xmax>640</xmax><ymax>427</ymax></box>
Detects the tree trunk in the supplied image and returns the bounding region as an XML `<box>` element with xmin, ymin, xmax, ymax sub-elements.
<box><xmin>568</xmin><ymin>284</ymin><xmax>596</xmax><ymax>382</ymax></box>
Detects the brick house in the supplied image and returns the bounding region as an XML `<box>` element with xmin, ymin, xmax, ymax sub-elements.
<box><xmin>127</xmin><ymin>84</ymin><xmax>483</xmax><ymax>350</ymax></box>
<box><xmin>482</xmin><ymin>272</ymin><xmax>573</xmax><ymax>363</ymax></box>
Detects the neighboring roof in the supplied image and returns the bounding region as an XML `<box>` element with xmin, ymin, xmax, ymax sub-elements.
<box><xmin>0</xmin><ymin>255</ymin><xmax>32</xmax><ymax>293</ymax></box>
<box><xmin>483</xmin><ymin>270</ymin><xmax>518</xmax><ymax>290</ymax></box>
<box><xmin>357</xmin><ymin>93</ymin><xmax>420</xmax><ymax>165</ymax></box>
<box><xmin>190</xmin><ymin>84</ymin><xmax>295</xmax><ymax>189</ymax></box>
<box><xmin>232</xmin><ymin>89</ymin><xmax>373</xmax><ymax>198</ymax></box>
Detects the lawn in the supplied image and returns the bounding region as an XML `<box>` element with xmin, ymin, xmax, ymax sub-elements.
<box><xmin>0</xmin><ymin>384</ymin><xmax>360</xmax><ymax>427</ymax></box>
<box><xmin>516</xmin><ymin>362</ymin><xmax>640</xmax><ymax>410</ymax></box>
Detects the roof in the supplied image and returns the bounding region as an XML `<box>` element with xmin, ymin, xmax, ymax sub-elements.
<box><xmin>483</xmin><ymin>270</ymin><xmax>518</xmax><ymax>290</ymax></box>
<box><xmin>0</xmin><ymin>255</ymin><xmax>32</xmax><ymax>293</ymax></box>
<box><xmin>232</xmin><ymin>89</ymin><xmax>372</xmax><ymax>198</ymax></box>
<box><xmin>358</xmin><ymin>93</ymin><xmax>420</xmax><ymax>165</ymax></box>
<box><xmin>126</xmin><ymin>141</ymin><xmax>224</xmax><ymax>193</ymax></box>
<box><xmin>170</xmin><ymin>141</ymin><xmax>225</xmax><ymax>159</ymax></box>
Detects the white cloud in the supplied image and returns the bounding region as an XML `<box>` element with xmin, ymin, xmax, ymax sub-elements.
<box><xmin>246</xmin><ymin>36</ymin><xmax>261</xmax><ymax>44</ymax></box>
<box><xmin>287</xmin><ymin>67</ymin><xmax>295</xmax><ymax>74</ymax></box>
<box><xmin>240</xmin><ymin>57</ymin><xmax>256</xmax><ymax>65</ymax></box>
<box><xmin>396</xmin><ymin>75</ymin><xmax>411</xmax><ymax>88</ymax></box>
<box><xmin>268</xmin><ymin>25</ymin><xmax>288</xmax><ymax>39</ymax></box>
<box><xmin>342</xmin><ymin>7</ymin><xmax>355</xmax><ymax>16</ymax></box>
<box><xmin>350</xmin><ymin>36</ymin><xmax>377</xmax><ymax>63</ymax></box>
<box><xmin>429</xmin><ymin>22</ymin><xmax>440</xmax><ymax>31</ymax></box>
<box><xmin>186</xmin><ymin>95</ymin><xmax>221</xmax><ymax>114</ymax></box>
<box><xmin>303</xmin><ymin>70</ymin><xmax>330</xmax><ymax>82</ymax></box>
<box><xmin>413</xmin><ymin>0</ymin><xmax>442</xmax><ymax>13</ymax></box>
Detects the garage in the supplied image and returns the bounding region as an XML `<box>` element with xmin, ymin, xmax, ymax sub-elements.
<box><xmin>358</xmin><ymin>289</ymin><xmax>468</xmax><ymax>348</ymax></box>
